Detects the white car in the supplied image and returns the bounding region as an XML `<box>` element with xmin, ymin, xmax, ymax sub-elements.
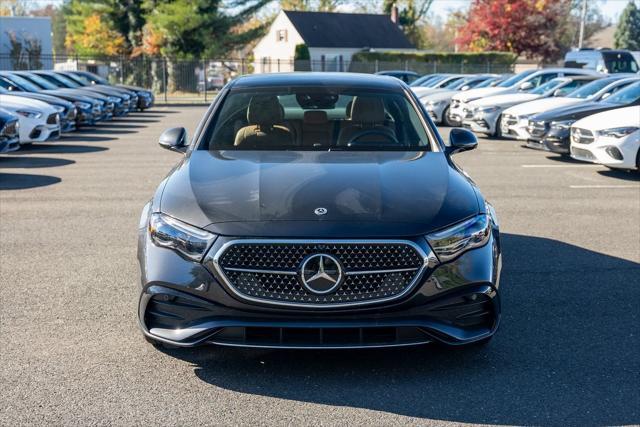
<box><xmin>0</xmin><ymin>107</ymin><xmax>20</xmax><ymax>153</ymax></box>
<box><xmin>411</xmin><ymin>75</ymin><xmax>466</xmax><ymax>98</ymax></box>
<box><xmin>448</xmin><ymin>68</ymin><xmax>599</xmax><ymax>128</ymax></box>
<box><xmin>570</xmin><ymin>106</ymin><xmax>640</xmax><ymax>171</ymax></box>
<box><xmin>421</xmin><ymin>75</ymin><xmax>501</xmax><ymax>125</ymax></box>
<box><xmin>464</xmin><ymin>77</ymin><xmax>596</xmax><ymax>137</ymax></box>
<box><xmin>502</xmin><ymin>76</ymin><xmax>639</xmax><ymax>140</ymax></box>
<box><xmin>0</xmin><ymin>94</ymin><xmax>61</xmax><ymax>145</ymax></box>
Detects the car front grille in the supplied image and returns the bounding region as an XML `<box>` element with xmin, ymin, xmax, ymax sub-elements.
<box><xmin>570</xmin><ymin>146</ymin><xmax>596</xmax><ymax>160</ymax></box>
<box><xmin>46</xmin><ymin>113</ymin><xmax>59</xmax><ymax>124</ymax></box>
<box><xmin>213</xmin><ymin>240</ymin><xmax>428</xmax><ymax>308</ymax></box>
<box><xmin>528</xmin><ymin>120</ymin><xmax>548</xmax><ymax>137</ymax></box>
<box><xmin>451</xmin><ymin>99</ymin><xmax>461</xmax><ymax>108</ymax></box>
<box><xmin>571</xmin><ymin>127</ymin><xmax>595</xmax><ymax>145</ymax></box>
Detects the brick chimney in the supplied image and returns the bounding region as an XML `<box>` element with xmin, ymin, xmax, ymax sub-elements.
<box><xmin>390</xmin><ymin>4</ymin><xmax>399</xmax><ymax>24</ymax></box>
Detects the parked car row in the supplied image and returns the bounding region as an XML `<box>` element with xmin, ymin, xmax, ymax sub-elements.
<box><xmin>412</xmin><ymin>69</ymin><xmax>640</xmax><ymax>172</ymax></box>
<box><xmin>0</xmin><ymin>70</ymin><xmax>154</xmax><ymax>153</ymax></box>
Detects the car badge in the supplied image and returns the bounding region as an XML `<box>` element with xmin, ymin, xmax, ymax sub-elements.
<box><xmin>314</xmin><ymin>207</ymin><xmax>328</xmax><ymax>216</ymax></box>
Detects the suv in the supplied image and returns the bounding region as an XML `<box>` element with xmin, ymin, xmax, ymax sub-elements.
<box><xmin>138</xmin><ymin>73</ymin><xmax>502</xmax><ymax>350</ymax></box>
<box><xmin>565</xmin><ymin>49</ymin><xmax>639</xmax><ymax>74</ymax></box>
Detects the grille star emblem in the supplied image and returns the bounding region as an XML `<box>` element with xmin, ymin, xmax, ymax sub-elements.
<box><xmin>299</xmin><ymin>254</ymin><xmax>343</xmax><ymax>295</ymax></box>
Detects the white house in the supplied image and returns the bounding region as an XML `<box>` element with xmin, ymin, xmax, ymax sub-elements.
<box><xmin>0</xmin><ymin>16</ymin><xmax>53</xmax><ymax>70</ymax></box>
<box><xmin>252</xmin><ymin>10</ymin><xmax>416</xmax><ymax>73</ymax></box>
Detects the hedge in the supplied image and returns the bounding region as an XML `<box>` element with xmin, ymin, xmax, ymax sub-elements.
<box><xmin>351</xmin><ymin>51</ymin><xmax>517</xmax><ymax>65</ymax></box>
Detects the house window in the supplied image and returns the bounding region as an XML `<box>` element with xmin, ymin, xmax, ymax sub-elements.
<box><xmin>276</xmin><ymin>29</ymin><xmax>287</xmax><ymax>42</ymax></box>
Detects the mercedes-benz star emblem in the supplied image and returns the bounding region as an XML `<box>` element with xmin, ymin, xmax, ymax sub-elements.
<box><xmin>314</xmin><ymin>207</ymin><xmax>328</xmax><ymax>216</ymax></box>
<box><xmin>299</xmin><ymin>254</ymin><xmax>343</xmax><ymax>295</ymax></box>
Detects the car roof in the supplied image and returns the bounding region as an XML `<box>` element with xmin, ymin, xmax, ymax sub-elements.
<box><xmin>230</xmin><ymin>72</ymin><xmax>408</xmax><ymax>91</ymax></box>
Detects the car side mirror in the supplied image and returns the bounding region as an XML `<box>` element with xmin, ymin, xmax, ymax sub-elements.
<box><xmin>553</xmin><ymin>88</ymin><xmax>564</xmax><ymax>97</ymax></box>
<box><xmin>460</xmin><ymin>85</ymin><xmax>470</xmax><ymax>91</ymax></box>
<box><xmin>159</xmin><ymin>127</ymin><xmax>188</xmax><ymax>153</ymax></box>
<box><xmin>601</xmin><ymin>92</ymin><xmax>611</xmax><ymax>99</ymax></box>
<box><xmin>447</xmin><ymin>128</ymin><xmax>478</xmax><ymax>155</ymax></box>
<box><xmin>519</xmin><ymin>81</ymin><xmax>533</xmax><ymax>91</ymax></box>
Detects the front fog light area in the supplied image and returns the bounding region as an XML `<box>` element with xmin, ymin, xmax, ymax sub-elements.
<box><xmin>426</xmin><ymin>214</ymin><xmax>491</xmax><ymax>262</ymax></box>
<box><xmin>149</xmin><ymin>213</ymin><xmax>217</xmax><ymax>261</ymax></box>
<box><xmin>604</xmin><ymin>146</ymin><xmax>624</xmax><ymax>161</ymax></box>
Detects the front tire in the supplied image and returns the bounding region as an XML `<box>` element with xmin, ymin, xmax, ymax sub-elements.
<box><xmin>493</xmin><ymin>115</ymin><xmax>503</xmax><ymax>139</ymax></box>
<box><xmin>143</xmin><ymin>334</ymin><xmax>179</xmax><ymax>349</ymax></box>
<box><xmin>442</xmin><ymin>106</ymin><xmax>455</xmax><ymax>127</ymax></box>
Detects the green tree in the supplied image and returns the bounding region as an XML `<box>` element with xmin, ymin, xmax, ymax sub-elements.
<box><xmin>615</xmin><ymin>1</ymin><xmax>640</xmax><ymax>50</ymax></box>
<box><xmin>383</xmin><ymin>0</ymin><xmax>433</xmax><ymax>48</ymax></box>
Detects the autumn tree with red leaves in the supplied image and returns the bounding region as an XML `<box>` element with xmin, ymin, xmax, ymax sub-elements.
<box><xmin>455</xmin><ymin>0</ymin><xmax>585</xmax><ymax>62</ymax></box>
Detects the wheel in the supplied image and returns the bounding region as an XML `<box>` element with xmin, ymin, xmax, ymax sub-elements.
<box><xmin>493</xmin><ymin>115</ymin><xmax>503</xmax><ymax>139</ymax></box>
<box><xmin>636</xmin><ymin>147</ymin><xmax>640</xmax><ymax>172</ymax></box>
<box><xmin>442</xmin><ymin>106</ymin><xmax>455</xmax><ymax>127</ymax></box>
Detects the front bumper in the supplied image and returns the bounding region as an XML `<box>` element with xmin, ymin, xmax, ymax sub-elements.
<box><xmin>138</xmin><ymin>232</ymin><xmax>502</xmax><ymax>349</ymax></box>
<box><xmin>0</xmin><ymin>136</ymin><xmax>20</xmax><ymax>153</ymax></box>
<box><xmin>541</xmin><ymin>128</ymin><xmax>571</xmax><ymax>153</ymax></box>
<box><xmin>425</xmin><ymin>102</ymin><xmax>448</xmax><ymax>123</ymax></box>
<box><xmin>571</xmin><ymin>134</ymin><xmax>639</xmax><ymax>170</ymax></box>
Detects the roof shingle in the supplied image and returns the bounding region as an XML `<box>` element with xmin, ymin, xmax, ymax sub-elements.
<box><xmin>284</xmin><ymin>10</ymin><xmax>414</xmax><ymax>49</ymax></box>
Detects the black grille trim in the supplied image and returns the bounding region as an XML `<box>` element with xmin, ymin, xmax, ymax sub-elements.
<box><xmin>211</xmin><ymin>239</ymin><xmax>434</xmax><ymax>309</ymax></box>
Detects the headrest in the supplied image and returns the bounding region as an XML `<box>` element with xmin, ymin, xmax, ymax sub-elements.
<box><xmin>247</xmin><ymin>95</ymin><xmax>284</xmax><ymax>126</ymax></box>
<box><xmin>303</xmin><ymin>110</ymin><xmax>328</xmax><ymax>125</ymax></box>
<box><xmin>350</xmin><ymin>96</ymin><xmax>385</xmax><ymax>123</ymax></box>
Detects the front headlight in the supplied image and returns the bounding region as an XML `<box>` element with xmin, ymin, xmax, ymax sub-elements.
<box><xmin>107</xmin><ymin>96</ymin><xmax>120</xmax><ymax>103</ymax></box>
<box><xmin>15</xmin><ymin>109</ymin><xmax>42</xmax><ymax>119</ymax></box>
<box><xmin>149</xmin><ymin>213</ymin><xmax>217</xmax><ymax>261</ymax></box>
<box><xmin>550</xmin><ymin>120</ymin><xmax>575</xmax><ymax>130</ymax></box>
<box><xmin>74</xmin><ymin>101</ymin><xmax>91</xmax><ymax>110</ymax></box>
<box><xmin>426</xmin><ymin>214</ymin><xmax>491</xmax><ymax>262</ymax></box>
<box><xmin>597</xmin><ymin>127</ymin><xmax>639</xmax><ymax>138</ymax></box>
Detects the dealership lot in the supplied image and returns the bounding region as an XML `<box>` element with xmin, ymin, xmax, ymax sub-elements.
<box><xmin>1</xmin><ymin>106</ymin><xmax>638</xmax><ymax>425</ymax></box>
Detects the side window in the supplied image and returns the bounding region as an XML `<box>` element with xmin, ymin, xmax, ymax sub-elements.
<box><xmin>276</xmin><ymin>29</ymin><xmax>287</xmax><ymax>42</ymax></box>
<box><xmin>539</xmin><ymin>73</ymin><xmax>558</xmax><ymax>84</ymax></box>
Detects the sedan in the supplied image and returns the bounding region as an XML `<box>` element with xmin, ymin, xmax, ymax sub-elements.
<box><xmin>0</xmin><ymin>94</ymin><xmax>61</xmax><ymax>145</ymax></box>
<box><xmin>138</xmin><ymin>73</ymin><xmax>502</xmax><ymax>350</ymax></box>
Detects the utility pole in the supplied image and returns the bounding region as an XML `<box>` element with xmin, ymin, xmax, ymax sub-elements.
<box><xmin>578</xmin><ymin>0</ymin><xmax>587</xmax><ymax>48</ymax></box>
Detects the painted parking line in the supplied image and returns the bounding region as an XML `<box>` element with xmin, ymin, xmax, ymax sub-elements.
<box><xmin>569</xmin><ymin>184</ymin><xmax>640</xmax><ymax>189</ymax></box>
<box><xmin>521</xmin><ymin>164</ymin><xmax>601</xmax><ymax>168</ymax></box>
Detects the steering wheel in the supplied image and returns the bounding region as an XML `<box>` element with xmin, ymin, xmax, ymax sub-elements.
<box><xmin>345</xmin><ymin>128</ymin><xmax>400</xmax><ymax>147</ymax></box>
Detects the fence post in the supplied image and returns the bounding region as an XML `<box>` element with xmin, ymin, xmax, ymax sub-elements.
<box><xmin>404</xmin><ymin>60</ymin><xmax>408</xmax><ymax>71</ymax></box>
<box><xmin>375</xmin><ymin>60</ymin><xmax>379</xmax><ymax>73</ymax></box>
<box><xmin>119</xmin><ymin>55</ymin><xmax>124</xmax><ymax>84</ymax></box>
<box><xmin>241</xmin><ymin>57</ymin><xmax>245</xmax><ymax>75</ymax></box>
<box><xmin>202</xmin><ymin>58</ymin><xmax>207</xmax><ymax>102</ymax></box>
<box><xmin>162</xmin><ymin>58</ymin><xmax>167</xmax><ymax>103</ymax></box>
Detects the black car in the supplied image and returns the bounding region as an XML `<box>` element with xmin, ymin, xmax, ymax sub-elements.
<box><xmin>0</xmin><ymin>108</ymin><xmax>20</xmax><ymax>153</ymax></box>
<box><xmin>528</xmin><ymin>80</ymin><xmax>640</xmax><ymax>153</ymax></box>
<box><xmin>68</xmin><ymin>70</ymin><xmax>154</xmax><ymax>111</ymax></box>
<box><xmin>0</xmin><ymin>71</ymin><xmax>101</xmax><ymax>126</ymax></box>
<box><xmin>31</xmin><ymin>71</ymin><xmax>131</xmax><ymax>117</ymax></box>
<box><xmin>137</xmin><ymin>73</ymin><xmax>501</xmax><ymax>349</ymax></box>
<box><xmin>9</xmin><ymin>71</ymin><xmax>111</xmax><ymax>123</ymax></box>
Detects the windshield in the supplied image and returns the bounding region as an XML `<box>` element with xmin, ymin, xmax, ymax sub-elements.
<box><xmin>17</xmin><ymin>73</ymin><xmax>58</xmax><ymax>90</ymax></box>
<box><xmin>567</xmin><ymin>78</ymin><xmax>615</xmax><ymax>99</ymax></box>
<box><xmin>497</xmin><ymin>69</ymin><xmax>536</xmax><ymax>88</ymax></box>
<box><xmin>602</xmin><ymin>81</ymin><xmax>640</xmax><ymax>105</ymax></box>
<box><xmin>410</xmin><ymin>75</ymin><xmax>439</xmax><ymax>87</ymax></box>
<box><xmin>529</xmin><ymin>78</ymin><xmax>566</xmax><ymax>95</ymax></box>
<box><xmin>440</xmin><ymin>76</ymin><xmax>465</xmax><ymax>89</ymax></box>
<box><xmin>63</xmin><ymin>73</ymin><xmax>89</xmax><ymax>86</ymax></box>
<box><xmin>204</xmin><ymin>88</ymin><xmax>433</xmax><ymax>151</ymax></box>
<box><xmin>474</xmin><ymin>77</ymin><xmax>500</xmax><ymax>88</ymax></box>
<box><xmin>49</xmin><ymin>73</ymin><xmax>82</xmax><ymax>88</ymax></box>
<box><xmin>80</xmin><ymin>71</ymin><xmax>109</xmax><ymax>85</ymax></box>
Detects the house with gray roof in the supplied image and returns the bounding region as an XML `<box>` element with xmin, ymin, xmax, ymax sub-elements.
<box><xmin>252</xmin><ymin>10</ymin><xmax>415</xmax><ymax>73</ymax></box>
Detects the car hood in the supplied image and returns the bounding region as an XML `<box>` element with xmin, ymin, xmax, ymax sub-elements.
<box><xmin>503</xmin><ymin>97</ymin><xmax>582</xmax><ymax>117</ymax></box>
<box><xmin>117</xmin><ymin>84</ymin><xmax>147</xmax><ymax>92</ymax></box>
<box><xmin>413</xmin><ymin>87</ymin><xmax>451</xmax><ymax>97</ymax></box>
<box><xmin>160</xmin><ymin>150</ymin><xmax>480</xmax><ymax>238</ymax></box>
<box><xmin>452</xmin><ymin>87</ymin><xmax>509</xmax><ymax>102</ymax></box>
<box><xmin>0</xmin><ymin>94</ymin><xmax>55</xmax><ymax>112</ymax></box>
<box><xmin>10</xmin><ymin>92</ymin><xmax>73</xmax><ymax>109</ymax></box>
<box><xmin>470</xmin><ymin>93</ymin><xmax>540</xmax><ymax>108</ymax></box>
<box><xmin>531</xmin><ymin>101</ymin><xmax>620</xmax><ymax>122</ymax></box>
<box><xmin>41</xmin><ymin>90</ymin><xmax>97</xmax><ymax>104</ymax></box>
<box><xmin>573</xmin><ymin>105</ymin><xmax>640</xmax><ymax>131</ymax></box>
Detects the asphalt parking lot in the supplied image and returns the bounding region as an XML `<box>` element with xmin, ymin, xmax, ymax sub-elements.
<box><xmin>1</xmin><ymin>106</ymin><xmax>638</xmax><ymax>426</ymax></box>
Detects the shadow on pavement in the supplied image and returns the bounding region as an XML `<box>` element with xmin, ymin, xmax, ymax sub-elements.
<box><xmin>95</xmin><ymin>123</ymin><xmax>147</xmax><ymax>129</ymax></box>
<box><xmin>162</xmin><ymin>233</ymin><xmax>640</xmax><ymax>426</ymax></box>
<box><xmin>57</xmin><ymin>134</ymin><xmax>118</xmax><ymax>143</ymax></box>
<box><xmin>0</xmin><ymin>172</ymin><xmax>61</xmax><ymax>190</ymax></box>
<box><xmin>544</xmin><ymin>154</ymin><xmax>586</xmax><ymax>164</ymax></box>
<box><xmin>76</xmin><ymin>128</ymin><xmax>138</xmax><ymax>135</ymax></box>
<box><xmin>118</xmin><ymin>118</ymin><xmax>161</xmax><ymax>124</ymax></box>
<box><xmin>596</xmin><ymin>169</ymin><xmax>640</xmax><ymax>181</ymax></box>
<box><xmin>9</xmin><ymin>144</ymin><xmax>108</xmax><ymax>154</ymax></box>
<box><xmin>0</xmin><ymin>156</ymin><xmax>75</xmax><ymax>169</ymax></box>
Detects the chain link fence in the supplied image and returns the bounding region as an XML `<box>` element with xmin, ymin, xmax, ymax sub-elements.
<box><xmin>1</xmin><ymin>54</ymin><xmax>515</xmax><ymax>104</ymax></box>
